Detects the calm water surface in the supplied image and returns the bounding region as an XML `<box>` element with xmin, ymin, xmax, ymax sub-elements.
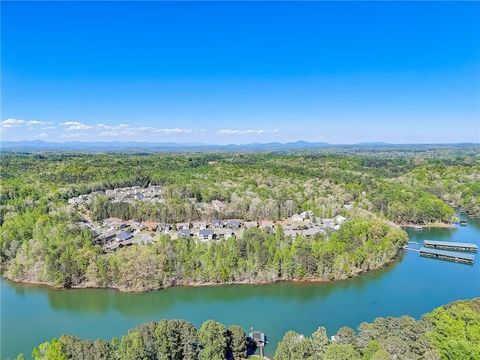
<box><xmin>2</xmin><ymin>214</ymin><xmax>479</xmax><ymax>359</ymax></box>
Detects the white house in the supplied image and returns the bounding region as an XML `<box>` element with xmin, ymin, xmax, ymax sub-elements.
<box><xmin>335</xmin><ymin>215</ymin><xmax>346</xmax><ymax>224</ymax></box>
<box><xmin>291</xmin><ymin>214</ymin><xmax>304</xmax><ymax>222</ymax></box>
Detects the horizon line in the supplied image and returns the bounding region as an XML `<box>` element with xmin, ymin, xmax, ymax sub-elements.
<box><xmin>1</xmin><ymin>140</ymin><xmax>479</xmax><ymax>146</ymax></box>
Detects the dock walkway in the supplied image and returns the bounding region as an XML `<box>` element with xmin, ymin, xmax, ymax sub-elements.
<box><xmin>403</xmin><ymin>245</ymin><xmax>419</xmax><ymax>252</ymax></box>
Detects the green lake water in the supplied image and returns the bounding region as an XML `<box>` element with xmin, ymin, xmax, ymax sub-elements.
<box><xmin>2</xmin><ymin>214</ymin><xmax>479</xmax><ymax>359</ymax></box>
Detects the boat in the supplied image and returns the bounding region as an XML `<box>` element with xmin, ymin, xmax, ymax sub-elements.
<box><xmin>460</xmin><ymin>220</ymin><xmax>467</xmax><ymax>226</ymax></box>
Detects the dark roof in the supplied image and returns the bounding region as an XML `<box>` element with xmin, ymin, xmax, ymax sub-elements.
<box><xmin>419</xmin><ymin>247</ymin><xmax>475</xmax><ymax>261</ymax></box>
<box><xmin>178</xmin><ymin>229</ymin><xmax>191</xmax><ymax>237</ymax></box>
<box><xmin>199</xmin><ymin>229</ymin><xmax>214</xmax><ymax>236</ymax></box>
<box><xmin>250</xmin><ymin>331</ymin><xmax>265</xmax><ymax>343</ymax></box>
<box><xmin>424</xmin><ymin>240</ymin><xmax>478</xmax><ymax>249</ymax></box>
<box><xmin>226</xmin><ymin>219</ymin><xmax>241</xmax><ymax>228</ymax></box>
<box><xmin>117</xmin><ymin>231</ymin><xmax>133</xmax><ymax>241</ymax></box>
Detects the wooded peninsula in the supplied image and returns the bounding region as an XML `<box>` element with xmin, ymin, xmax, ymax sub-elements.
<box><xmin>1</xmin><ymin>145</ymin><xmax>479</xmax><ymax>292</ymax></box>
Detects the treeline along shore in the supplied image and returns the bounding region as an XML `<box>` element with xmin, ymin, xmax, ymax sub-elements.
<box><xmin>1</xmin><ymin>147</ymin><xmax>478</xmax><ymax>292</ymax></box>
<box><xmin>16</xmin><ymin>298</ymin><xmax>480</xmax><ymax>360</ymax></box>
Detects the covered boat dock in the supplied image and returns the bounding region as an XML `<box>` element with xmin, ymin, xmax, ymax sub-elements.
<box><xmin>424</xmin><ymin>240</ymin><xmax>478</xmax><ymax>253</ymax></box>
<box><xmin>419</xmin><ymin>247</ymin><xmax>475</xmax><ymax>265</ymax></box>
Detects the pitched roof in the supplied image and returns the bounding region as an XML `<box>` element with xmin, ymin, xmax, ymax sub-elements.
<box><xmin>134</xmin><ymin>235</ymin><xmax>153</xmax><ymax>244</ymax></box>
<box><xmin>225</xmin><ymin>219</ymin><xmax>242</xmax><ymax>227</ymax></box>
<box><xmin>424</xmin><ymin>240</ymin><xmax>478</xmax><ymax>249</ymax></box>
<box><xmin>117</xmin><ymin>231</ymin><xmax>133</xmax><ymax>241</ymax></box>
<box><xmin>178</xmin><ymin>229</ymin><xmax>191</xmax><ymax>237</ymax></box>
<box><xmin>211</xmin><ymin>219</ymin><xmax>223</xmax><ymax>226</ymax></box>
<box><xmin>419</xmin><ymin>247</ymin><xmax>475</xmax><ymax>261</ymax></box>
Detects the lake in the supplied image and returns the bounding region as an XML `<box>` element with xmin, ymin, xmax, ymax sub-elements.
<box><xmin>2</xmin><ymin>213</ymin><xmax>479</xmax><ymax>359</ymax></box>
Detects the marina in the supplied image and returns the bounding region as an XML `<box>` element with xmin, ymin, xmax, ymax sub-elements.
<box><xmin>423</xmin><ymin>240</ymin><xmax>478</xmax><ymax>253</ymax></box>
<box><xmin>2</xmin><ymin>215</ymin><xmax>479</xmax><ymax>359</ymax></box>
<box><xmin>419</xmin><ymin>247</ymin><xmax>475</xmax><ymax>265</ymax></box>
<box><xmin>403</xmin><ymin>239</ymin><xmax>478</xmax><ymax>264</ymax></box>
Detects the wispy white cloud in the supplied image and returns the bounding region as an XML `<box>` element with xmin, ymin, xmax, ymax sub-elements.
<box><xmin>96</xmin><ymin>123</ymin><xmax>130</xmax><ymax>130</ymax></box>
<box><xmin>153</xmin><ymin>128</ymin><xmax>192</xmax><ymax>133</ymax></box>
<box><xmin>1</xmin><ymin>118</ymin><xmax>51</xmax><ymax>129</ymax></box>
<box><xmin>0</xmin><ymin>119</ymin><xmax>24</xmax><ymax>128</ymax></box>
<box><xmin>60</xmin><ymin>121</ymin><xmax>92</xmax><ymax>131</ymax></box>
<box><xmin>97</xmin><ymin>124</ymin><xmax>193</xmax><ymax>135</ymax></box>
<box><xmin>2</xmin><ymin>118</ymin><xmax>279</xmax><ymax>141</ymax></box>
<box><xmin>137</xmin><ymin>126</ymin><xmax>157</xmax><ymax>132</ymax></box>
<box><xmin>217</xmin><ymin>129</ymin><xmax>266</xmax><ymax>135</ymax></box>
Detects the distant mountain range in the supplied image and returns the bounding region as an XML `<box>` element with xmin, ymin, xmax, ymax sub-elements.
<box><xmin>0</xmin><ymin>140</ymin><xmax>478</xmax><ymax>153</ymax></box>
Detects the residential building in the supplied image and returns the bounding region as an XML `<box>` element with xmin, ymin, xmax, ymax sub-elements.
<box><xmin>116</xmin><ymin>231</ymin><xmax>133</xmax><ymax>242</ymax></box>
<box><xmin>211</xmin><ymin>219</ymin><xmax>223</xmax><ymax>228</ymax></box>
<box><xmin>335</xmin><ymin>215</ymin><xmax>347</xmax><ymax>224</ymax></box>
<box><xmin>291</xmin><ymin>214</ymin><xmax>304</xmax><ymax>222</ymax></box>
<box><xmin>214</xmin><ymin>228</ymin><xmax>235</xmax><ymax>239</ymax></box>
<box><xmin>244</xmin><ymin>221</ymin><xmax>258</xmax><ymax>229</ymax></box>
<box><xmin>176</xmin><ymin>222</ymin><xmax>190</xmax><ymax>230</ymax></box>
<box><xmin>178</xmin><ymin>229</ymin><xmax>191</xmax><ymax>238</ymax></box>
<box><xmin>225</xmin><ymin>219</ymin><xmax>242</xmax><ymax>229</ymax></box>
<box><xmin>197</xmin><ymin>229</ymin><xmax>214</xmax><ymax>241</ymax></box>
<box><xmin>192</xmin><ymin>221</ymin><xmax>207</xmax><ymax>230</ymax></box>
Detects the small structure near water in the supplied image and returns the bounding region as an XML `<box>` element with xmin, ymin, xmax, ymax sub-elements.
<box><xmin>249</xmin><ymin>328</ymin><xmax>267</xmax><ymax>358</ymax></box>
<box><xmin>424</xmin><ymin>240</ymin><xmax>478</xmax><ymax>253</ymax></box>
<box><xmin>419</xmin><ymin>247</ymin><xmax>475</xmax><ymax>265</ymax></box>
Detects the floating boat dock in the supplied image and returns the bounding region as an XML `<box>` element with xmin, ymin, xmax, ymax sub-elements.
<box><xmin>249</xmin><ymin>329</ymin><xmax>267</xmax><ymax>358</ymax></box>
<box><xmin>419</xmin><ymin>247</ymin><xmax>475</xmax><ymax>265</ymax></box>
<box><xmin>424</xmin><ymin>240</ymin><xmax>478</xmax><ymax>253</ymax></box>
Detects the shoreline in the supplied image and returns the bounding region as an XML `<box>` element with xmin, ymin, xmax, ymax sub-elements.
<box><xmin>402</xmin><ymin>222</ymin><xmax>455</xmax><ymax>229</ymax></box>
<box><xmin>1</xmin><ymin>251</ymin><xmax>402</xmax><ymax>293</ymax></box>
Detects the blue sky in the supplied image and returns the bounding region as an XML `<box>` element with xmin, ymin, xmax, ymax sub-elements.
<box><xmin>1</xmin><ymin>1</ymin><xmax>479</xmax><ymax>144</ymax></box>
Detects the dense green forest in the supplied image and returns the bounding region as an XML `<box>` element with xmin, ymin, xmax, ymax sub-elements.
<box><xmin>19</xmin><ymin>298</ymin><xmax>480</xmax><ymax>360</ymax></box>
<box><xmin>1</xmin><ymin>148</ymin><xmax>478</xmax><ymax>291</ymax></box>
<box><xmin>4</xmin><ymin>219</ymin><xmax>406</xmax><ymax>291</ymax></box>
